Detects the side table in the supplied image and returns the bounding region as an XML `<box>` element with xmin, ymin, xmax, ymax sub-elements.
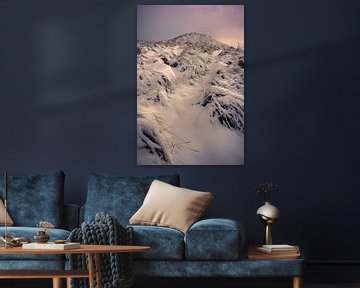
<box><xmin>247</xmin><ymin>245</ymin><xmax>304</xmax><ymax>288</ymax></box>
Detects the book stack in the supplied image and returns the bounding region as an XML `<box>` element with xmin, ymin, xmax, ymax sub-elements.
<box><xmin>257</xmin><ymin>244</ymin><xmax>299</xmax><ymax>254</ymax></box>
<box><xmin>22</xmin><ymin>242</ymin><xmax>80</xmax><ymax>250</ymax></box>
<box><xmin>248</xmin><ymin>244</ymin><xmax>300</xmax><ymax>260</ymax></box>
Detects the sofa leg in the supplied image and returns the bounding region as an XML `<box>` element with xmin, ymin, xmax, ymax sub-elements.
<box><xmin>293</xmin><ymin>276</ymin><xmax>302</xmax><ymax>288</ymax></box>
<box><xmin>53</xmin><ymin>278</ymin><xmax>62</xmax><ymax>288</ymax></box>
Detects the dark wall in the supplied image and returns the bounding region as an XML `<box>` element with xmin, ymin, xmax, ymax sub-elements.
<box><xmin>1</xmin><ymin>0</ymin><xmax>359</xmax><ymax>262</ymax></box>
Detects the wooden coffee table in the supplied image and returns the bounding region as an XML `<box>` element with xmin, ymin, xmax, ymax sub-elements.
<box><xmin>0</xmin><ymin>244</ymin><xmax>150</xmax><ymax>288</ymax></box>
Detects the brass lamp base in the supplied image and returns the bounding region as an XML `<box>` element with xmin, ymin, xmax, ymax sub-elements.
<box><xmin>265</xmin><ymin>223</ymin><xmax>272</xmax><ymax>245</ymax></box>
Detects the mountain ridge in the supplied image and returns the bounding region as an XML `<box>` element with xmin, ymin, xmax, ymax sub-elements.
<box><xmin>138</xmin><ymin>32</ymin><xmax>240</xmax><ymax>51</ymax></box>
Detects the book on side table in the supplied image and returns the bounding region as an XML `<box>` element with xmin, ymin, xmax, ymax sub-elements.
<box><xmin>248</xmin><ymin>245</ymin><xmax>300</xmax><ymax>259</ymax></box>
<box><xmin>257</xmin><ymin>244</ymin><xmax>299</xmax><ymax>254</ymax></box>
<box><xmin>22</xmin><ymin>242</ymin><xmax>80</xmax><ymax>250</ymax></box>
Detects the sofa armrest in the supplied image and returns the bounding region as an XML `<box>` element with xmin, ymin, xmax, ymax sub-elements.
<box><xmin>184</xmin><ymin>218</ymin><xmax>245</xmax><ymax>260</ymax></box>
<box><xmin>63</xmin><ymin>204</ymin><xmax>80</xmax><ymax>231</ymax></box>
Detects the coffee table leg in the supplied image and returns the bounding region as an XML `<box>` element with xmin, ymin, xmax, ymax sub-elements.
<box><xmin>66</xmin><ymin>277</ymin><xmax>72</xmax><ymax>288</ymax></box>
<box><xmin>293</xmin><ymin>276</ymin><xmax>302</xmax><ymax>288</ymax></box>
<box><xmin>88</xmin><ymin>253</ymin><xmax>95</xmax><ymax>288</ymax></box>
<box><xmin>95</xmin><ymin>253</ymin><xmax>102</xmax><ymax>288</ymax></box>
<box><xmin>52</xmin><ymin>278</ymin><xmax>62</xmax><ymax>288</ymax></box>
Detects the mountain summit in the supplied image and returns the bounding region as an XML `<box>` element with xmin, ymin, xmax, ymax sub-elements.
<box><xmin>139</xmin><ymin>33</ymin><xmax>232</xmax><ymax>52</ymax></box>
<box><xmin>168</xmin><ymin>32</ymin><xmax>223</xmax><ymax>46</ymax></box>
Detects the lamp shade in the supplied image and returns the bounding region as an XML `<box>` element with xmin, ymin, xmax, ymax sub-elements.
<box><xmin>256</xmin><ymin>201</ymin><xmax>280</xmax><ymax>221</ymax></box>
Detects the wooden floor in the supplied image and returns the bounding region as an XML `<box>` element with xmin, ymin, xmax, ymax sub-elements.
<box><xmin>1</xmin><ymin>279</ymin><xmax>360</xmax><ymax>288</ymax></box>
<box><xmin>306</xmin><ymin>285</ymin><xmax>360</xmax><ymax>288</ymax></box>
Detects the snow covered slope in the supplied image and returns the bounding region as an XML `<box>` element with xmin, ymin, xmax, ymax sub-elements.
<box><xmin>137</xmin><ymin>33</ymin><xmax>244</xmax><ymax>165</ymax></box>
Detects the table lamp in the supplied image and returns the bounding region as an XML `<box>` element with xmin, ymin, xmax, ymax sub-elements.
<box><xmin>256</xmin><ymin>201</ymin><xmax>280</xmax><ymax>245</ymax></box>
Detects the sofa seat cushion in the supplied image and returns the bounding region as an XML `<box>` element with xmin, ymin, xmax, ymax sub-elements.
<box><xmin>134</xmin><ymin>258</ymin><xmax>304</xmax><ymax>277</ymax></box>
<box><xmin>0</xmin><ymin>260</ymin><xmax>64</xmax><ymax>270</ymax></box>
<box><xmin>185</xmin><ymin>218</ymin><xmax>245</xmax><ymax>260</ymax></box>
<box><xmin>0</xmin><ymin>170</ymin><xmax>65</xmax><ymax>227</ymax></box>
<box><xmin>130</xmin><ymin>225</ymin><xmax>184</xmax><ymax>260</ymax></box>
<box><xmin>0</xmin><ymin>227</ymin><xmax>70</xmax><ymax>261</ymax></box>
<box><xmin>84</xmin><ymin>174</ymin><xmax>180</xmax><ymax>226</ymax></box>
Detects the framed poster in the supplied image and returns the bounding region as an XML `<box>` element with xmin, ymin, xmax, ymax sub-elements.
<box><xmin>137</xmin><ymin>5</ymin><xmax>244</xmax><ymax>165</ymax></box>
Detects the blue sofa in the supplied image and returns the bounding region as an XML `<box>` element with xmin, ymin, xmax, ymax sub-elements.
<box><xmin>81</xmin><ymin>173</ymin><xmax>304</xmax><ymax>283</ymax></box>
<box><xmin>0</xmin><ymin>171</ymin><xmax>303</xmax><ymax>287</ymax></box>
<box><xmin>0</xmin><ymin>171</ymin><xmax>79</xmax><ymax>270</ymax></box>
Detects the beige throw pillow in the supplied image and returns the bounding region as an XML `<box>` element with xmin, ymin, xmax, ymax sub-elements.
<box><xmin>0</xmin><ymin>199</ymin><xmax>14</xmax><ymax>226</ymax></box>
<box><xmin>130</xmin><ymin>180</ymin><xmax>213</xmax><ymax>233</ymax></box>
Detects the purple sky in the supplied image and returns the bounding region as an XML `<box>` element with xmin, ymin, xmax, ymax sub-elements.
<box><xmin>137</xmin><ymin>5</ymin><xmax>244</xmax><ymax>48</ymax></box>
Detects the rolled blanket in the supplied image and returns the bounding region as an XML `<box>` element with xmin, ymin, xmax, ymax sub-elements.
<box><xmin>68</xmin><ymin>212</ymin><xmax>134</xmax><ymax>288</ymax></box>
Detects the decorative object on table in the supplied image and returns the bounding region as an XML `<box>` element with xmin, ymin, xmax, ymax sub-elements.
<box><xmin>37</xmin><ymin>220</ymin><xmax>55</xmax><ymax>232</ymax></box>
<box><xmin>33</xmin><ymin>230</ymin><xmax>50</xmax><ymax>243</ymax></box>
<box><xmin>54</xmin><ymin>239</ymin><xmax>67</xmax><ymax>244</ymax></box>
<box><xmin>254</xmin><ymin>181</ymin><xmax>280</xmax><ymax>245</ymax></box>
<box><xmin>34</xmin><ymin>220</ymin><xmax>55</xmax><ymax>243</ymax></box>
<box><xmin>0</xmin><ymin>234</ymin><xmax>31</xmax><ymax>247</ymax></box>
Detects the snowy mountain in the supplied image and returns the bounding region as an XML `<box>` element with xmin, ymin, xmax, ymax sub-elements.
<box><xmin>137</xmin><ymin>33</ymin><xmax>244</xmax><ymax>165</ymax></box>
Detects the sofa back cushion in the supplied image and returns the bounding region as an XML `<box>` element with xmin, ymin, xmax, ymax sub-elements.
<box><xmin>84</xmin><ymin>173</ymin><xmax>180</xmax><ymax>225</ymax></box>
<box><xmin>0</xmin><ymin>170</ymin><xmax>65</xmax><ymax>227</ymax></box>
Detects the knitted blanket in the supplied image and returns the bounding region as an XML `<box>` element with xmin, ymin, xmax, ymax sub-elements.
<box><xmin>68</xmin><ymin>212</ymin><xmax>134</xmax><ymax>288</ymax></box>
